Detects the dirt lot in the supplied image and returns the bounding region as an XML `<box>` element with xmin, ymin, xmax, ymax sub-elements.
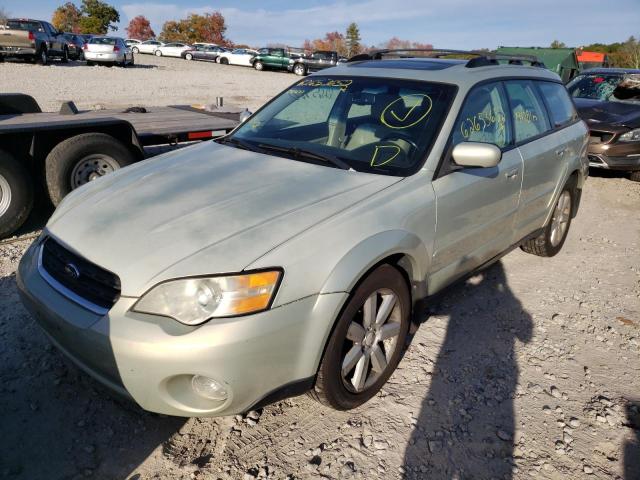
<box><xmin>1</xmin><ymin>55</ymin><xmax>639</xmax><ymax>480</ymax></box>
<box><xmin>0</xmin><ymin>54</ymin><xmax>298</xmax><ymax>112</ymax></box>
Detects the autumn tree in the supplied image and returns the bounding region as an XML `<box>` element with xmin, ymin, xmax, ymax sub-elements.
<box><xmin>126</xmin><ymin>15</ymin><xmax>154</xmax><ymax>40</ymax></box>
<box><xmin>619</xmin><ymin>36</ymin><xmax>640</xmax><ymax>69</ymax></box>
<box><xmin>78</xmin><ymin>0</ymin><xmax>119</xmax><ymax>34</ymax></box>
<box><xmin>345</xmin><ymin>22</ymin><xmax>361</xmax><ymax>57</ymax></box>
<box><xmin>160</xmin><ymin>12</ymin><xmax>229</xmax><ymax>45</ymax></box>
<box><xmin>52</xmin><ymin>2</ymin><xmax>82</xmax><ymax>32</ymax></box>
<box><xmin>380</xmin><ymin>37</ymin><xmax>433</xmax><ymax>51</ymax></box>
<box><xmin>304</xmin><ymin>31</ymin><xmax>348</xmax><ymax>57</ymax></box>
<box><xmin>550</xmin><ymin>40</ymin><xmax>567</xmax><ymax>49</ymax></box>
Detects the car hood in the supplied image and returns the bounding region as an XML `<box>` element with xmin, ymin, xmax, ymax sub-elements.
<box><xmin>47</xmin><ymin>142</ymin><xmax>400</xmax><ymax>296</ymax></box>
<box><xmin>574</xmin><ymin>97</ymin><xmax>640</xmax><ymax>129</ymax></box>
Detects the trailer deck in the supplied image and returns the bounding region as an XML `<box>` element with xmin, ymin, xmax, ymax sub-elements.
<box><xmin>0</xmin><ymin>105</ymin><xmax>240</xmax><ymax>145</ymax></box>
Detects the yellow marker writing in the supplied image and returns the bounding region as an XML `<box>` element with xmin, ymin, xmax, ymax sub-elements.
<box><xmin>380</xmin><ymin>94</ymin><xmax>433</xmax><ymax>129</ymax></box>
<box><xmin>370</xmin><ymin>145</ymin><xmax>402</xmax><ymax>167</ymax></box>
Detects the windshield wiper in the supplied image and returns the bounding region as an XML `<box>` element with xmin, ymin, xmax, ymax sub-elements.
<box><xmin>257</xmin><ymin>143</ymin><xmax>354</xmax><ymax>171</ymax></box>
<box><xmin>219</xmin><ymin>136</ymin><xmax>263</xmax><ymax>153</ymax></box>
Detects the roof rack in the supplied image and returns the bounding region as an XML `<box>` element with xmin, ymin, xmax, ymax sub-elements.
<box><xmin>347</xmin><ymin>48</ymin><xmax>546</xmax><ymax>69</ymax></box>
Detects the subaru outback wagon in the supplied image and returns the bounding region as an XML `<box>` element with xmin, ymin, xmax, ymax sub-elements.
<box><xmin>18</xmin><ymin>50</ymin><xmax>588</xmax><ymax>417</ymax></box>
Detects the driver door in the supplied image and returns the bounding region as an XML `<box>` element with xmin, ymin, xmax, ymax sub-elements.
<box><xmin>429</xmin><ymin>81</ymin><xmax>523</xmax><ymax>294</ymax></box>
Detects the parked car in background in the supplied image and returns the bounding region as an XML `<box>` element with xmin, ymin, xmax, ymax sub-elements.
<box><xmin>182</xmin><ymin>45</ymin><xmax>228</xmax><ymax>62</ymax></box>
<box><xmin>63</xmin><ymin>33</ymin><xmax>85</xmax><ymax>61</ymax></box>
<box><xmin>192</xmin><ymin>42</ymin><xmax>219</xmax><ymax>49</ymax></box>
<box><xmin>289</xmin><ymin>50</ymin><xmax>341</xmax><ymax>76</ymax></box>
<box><xmin>17</xmin><ymin>50</ymin><xmax>588</xmax><ymax>418</ymax></box>
<box><xmin>132</xmin><ymin>39</ymin><xmax>163</xmax><ymax>55</ymax></box>
<box><xmin>217</xmin><ymin>48</ymin><xmax>258</xmax><ymax>66</ymax></box>
<box><xmin>252</xmin><ymin>47</ymin><xmax>293</xmax><ymax>72</ymax></box>
<box><xmin>567</xmin><ymin>68</ymin><xmax>640</xmax><ymax>182</ymax></box>
<box><xmin>125</xmin><ymin>39</ymin><xmax>142</xmax><ymax>48</ymax></box>
<box><xmin>0</xmin><ymin>18</ymin><xmax>70</xmax><ymax>64</ymax></box>
<box><xmin>84</xmin><ymin>36</ymin><xmax>134</xmax><ymax>67</ymax></box>
<box><xmin>154</xmin><ymin>42</ymin><xmax>191</xmax><ymax>58</ymax></box>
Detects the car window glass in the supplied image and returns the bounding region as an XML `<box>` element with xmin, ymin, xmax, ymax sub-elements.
<box><xmin>505</xmin><ymin>80</ymin><xmax>551</xmax><ymax>142</ymax></box>
<box><xmin>565</xmin><ymin>74</ymin><xmax>621</xmax><ymax>101</ymax></box>
<box><xmin>452</xmin><ymin>82</ymin><xmax>511</xmax><ymax>148</ymax></box>
<box><xmin>537</xmin><ymin>81</ymin><xmax>577</xmax><ymax>127</ymax></box>
<box><xmin>259</xmin><ymin>48</ymin><xmax>268</xmax><ymax>54</ymax></box>
<box><xmin>90</xmin><ymin>37</ymin><xmax>117</xmax><ymax>45</ymax></box>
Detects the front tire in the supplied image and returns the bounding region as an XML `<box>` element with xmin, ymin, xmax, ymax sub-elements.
<box><xmin>293</xmin><ymin>63</ymin><xmax>306</xmax><ymax>76</ymax></box>
<box><xmin>220</xmin><ymin>57</ymin><xmax>228</xmax><ymax>65</ymax></box>
<box><xmin>132</xmin><ymin>47</ymin><xmax>139</xmax><ymax>54</ymax></box>
<box><xmin>45</xmin><ymin>133</ymin><xmax>137</xmax><ymax>206</ymax></box>
<box><xmin>61</xmin><ymin>47</ymin><xmax>69</xmax><ymax>63</ymax></box>
<box><xmin>37</xmin><ymin>47</ymin><xmax>48</xmax><ymax>65</ymax></box>
<box><xmin>521</xmin><ymin>183</ymin><xmax>575</xmax><ymax>257</ymax></box>
<box><xmin>0</xmin><ymin>150</ymin><xmax>34</xmax><ymax>238</ymax></box>
<box><xmin>185</xmin><ymin>53</ymin><xmax>193</xmax><ymax>61</ymax></box>
<box><xmin>254</xmin><ymin>61</ymin><xmax>264</xmax><ymax>71</ymax></box>
<box><xmin>154</xmin><ymin>50</ymin><xmax>162</xmax><ymax>57</ymax></box>
<box><xmin>311</xmin><ymin>264</ymin><xmax>411</xmax><ymax>410</ymax></box>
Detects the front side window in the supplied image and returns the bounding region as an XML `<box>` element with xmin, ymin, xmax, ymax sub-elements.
<box><xmin>537</xmin><ymin>81</ymin><xmax>578</xmax><ymax>127</ymax></box>
<box><xmin>228</xmin><ymin>76</ymin><xmax>456</xmax><ymax>176</ymax></box>
<box><xmin>452</xmin><ymin>82</ymin><xmax>511</xmax><ymax>148</ymax></box>
<box><xmin>505</xmin><ymin>80</ymin><xmax>551</xmax><ymax>143</ymax></box>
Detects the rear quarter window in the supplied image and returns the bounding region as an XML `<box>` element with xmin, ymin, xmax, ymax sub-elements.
<box><xmin>537</xmin><ymin>81</ymin><xmax>578</xmax><ymax>127</ymax></box>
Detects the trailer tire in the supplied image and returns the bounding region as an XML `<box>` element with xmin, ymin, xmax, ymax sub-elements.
<box><xmin>0</xmin><ymin>150</ymin><xmax>34</xmax><ymax>238</ymax></box>
<box><xmin>45</xmin><ymin>133</ymin><xmax>136</xmax><ymax>206</ymax></box>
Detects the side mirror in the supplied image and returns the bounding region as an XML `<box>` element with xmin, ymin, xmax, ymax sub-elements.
<box><xmin>452</xmin><ymin>142</ymin><xmax>502</xmax><ymax>168</ymax></box>
<box><xmin>239</xmin><ymin>109</ymin><xmax>253</xmax><ymax>123</ymax></box>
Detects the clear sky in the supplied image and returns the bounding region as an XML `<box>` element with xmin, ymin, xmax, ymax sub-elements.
<box><xmin>2</xmin><ymin>0</ymin><xmax>639</xmax><ymax>48</ymax></box>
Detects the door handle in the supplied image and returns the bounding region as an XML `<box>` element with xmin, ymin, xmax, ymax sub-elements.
<box><xmin>505</xmin><ymin>169</ymin><xmax>519</xmax><ymax>179</ymax></box>
<box><xmin>555</xmin><ymin>148</ymin><xmax>566</xmax><ymax>157</ymax></box>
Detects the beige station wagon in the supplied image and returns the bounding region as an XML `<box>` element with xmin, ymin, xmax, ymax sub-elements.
<box><xmin>18</xmin><ymin>50</ymin><xmax>589</xmax><ymax>417</ymax></box>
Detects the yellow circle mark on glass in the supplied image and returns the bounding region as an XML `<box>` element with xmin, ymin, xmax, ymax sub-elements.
<box><xmin>380</xmin><ymin>94</ymin><xmax>433</xmax><ymax>129</ymax></box>
<box><xmin>370</xmin><ymin>144</ymin><xmax>402</xmax><ymax>167</ymax></box>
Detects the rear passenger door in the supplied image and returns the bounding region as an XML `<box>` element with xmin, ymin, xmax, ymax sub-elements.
<box><xmin>505</xmin><ymin>80</ymin><xmax>570</xmax><ymax>241</ymax></box>
<box><xmin>430</xmin><ymin>82</ymin><xmax>523</xmax><ymax>293</ymax></box>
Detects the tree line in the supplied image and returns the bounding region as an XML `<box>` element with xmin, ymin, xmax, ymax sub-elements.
<box><xmin>551</xmin><ymin>37</ymin><xmax>640</xmax><ymax>69</ymax></box>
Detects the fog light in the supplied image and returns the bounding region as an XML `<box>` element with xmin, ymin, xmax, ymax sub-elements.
<box><xmin>191</xmin><ymin>375</ymin><xmax>228</xmax><ymax>401</ymax></box>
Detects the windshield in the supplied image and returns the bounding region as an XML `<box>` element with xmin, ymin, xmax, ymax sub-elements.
<box><xmin>566</xmin><ymin>74</ymin><xmax>623</xmax><ymax>101</ymax></box>
<box><xmin>90</xmin><ymin>37</ymin><xmax>117</xmax><ymax>45</ymax></box>
<box><xmin>228</xmin><ymin>76</ymin><xmax>456</xmax><ymax>176</ymax></box>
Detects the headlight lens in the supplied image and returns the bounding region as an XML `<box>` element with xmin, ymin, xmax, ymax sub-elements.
<box><xmin>619</xmin><ymin>128</ymin><xmax>640</xmax><ymax>142</ymax></box>
<box><xmin>133</xmin><ymin>270</ymin><xmax>281</xmax><ymax>325</ymax></box>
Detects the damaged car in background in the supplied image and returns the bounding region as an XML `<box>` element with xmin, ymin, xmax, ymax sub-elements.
<box><xmin>567</xmin><ymin>69</ymin><xmax>640</xmax><ymax>182</ymax></box>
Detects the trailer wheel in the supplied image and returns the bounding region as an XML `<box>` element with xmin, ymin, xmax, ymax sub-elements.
<box><xmin>45</xmin><ymin>133</ymin><xmax>136</xmax><ymax>206</ymax></box>
<box><xmin>0</xmin><ymin>150</ymin><xmax>34</xmax><ymax>238</ymax></box>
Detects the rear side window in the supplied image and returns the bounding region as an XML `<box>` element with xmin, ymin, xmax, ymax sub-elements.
<box><xmin>537</xmin><ymin>81</ymin><xmax>578</xmax><ymax>127</ymax></box>
<box><xmin>505</xmin><ymin>80</ymin><xmax>551</xmax><ymax>143</ymax></box>
<box><xmin>452</xmin><ymin>81</ymin><xmax>512</xmax><ymax>148</ymax></box>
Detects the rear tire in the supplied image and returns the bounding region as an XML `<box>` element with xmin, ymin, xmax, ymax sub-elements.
<box><xmin>185</xmin><ymin>53</ymin><xmax>193</xmax><ymax>61</ymax></box>
<box><xmin>45</xmin><ymin>133</ymin><xmax>137</xmax><ymax>206</ymax></box>
<box><xmin>520</xmin><ymin>182</ymin><xmax>575</xmax><ymax>257</ymax></box>
<box><xmin>0</xmin><ymin>150</ymin><xmax>34</xmax><ymax>239</ymax></box>
<box><xmin>220</xmin><ymin>57</ymin><xmax>228</xmax><ymax>65</ymax></box>
<box><xmin>154</xmin><ymin>50</ymin><xmax>162</xmax><ymax>57</ymax></box>
<box><xmin>37</xmin><ymin>47</ymin><xmax>48</xmax><ymax>65</ymax></box>
<box><xmin>630</xmin><ymin>171</ymin><xmax>640</xmax><ymax>182</ymax></box>
<box><xmin>86</xmin><ymin>60</ymin><xmax>94</xmax><ymax>66</ymax></box>
<box><xmin>61</xmin><ymin>47</ymin><xmax>69</xmax><ymax>63</ymax></box>
<box><xmin>310</xmin><ymin>264</ymin><xmax>411</xmax><ymax>410</ymax></box>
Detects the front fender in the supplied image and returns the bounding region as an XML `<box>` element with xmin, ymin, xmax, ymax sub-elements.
<box><xmin>320</xmin><ymin>229</ymin><xmax>429</xmax><ymax>300</ymax></box>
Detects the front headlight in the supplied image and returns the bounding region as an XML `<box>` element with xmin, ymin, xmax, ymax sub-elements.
<box><xmin>619</xmin><ymin>128</ymin><xmax>640</xmax><ymax>142</ymax></box>
<box><xmin>132</xmin><ymin>270</ymin><xmax>281</xmax><ymax>325</ymax></box>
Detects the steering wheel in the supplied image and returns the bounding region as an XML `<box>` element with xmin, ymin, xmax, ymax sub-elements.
<box><xmin>378</xmin><ymin>132</ymin><xmax>419</xmax><ymax>153</ymax></box>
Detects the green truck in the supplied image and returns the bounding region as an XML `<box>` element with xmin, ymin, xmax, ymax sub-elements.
<box><xmin>252</xmin><ymin>47</ymin><xmax>300</xmax><ymax>72</ymax></box>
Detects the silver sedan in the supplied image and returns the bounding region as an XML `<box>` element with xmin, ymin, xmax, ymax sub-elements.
<box><xmin>84</xmin><ymin>36</ymin><xmax>134</xmax><ymax>67</ymax></box>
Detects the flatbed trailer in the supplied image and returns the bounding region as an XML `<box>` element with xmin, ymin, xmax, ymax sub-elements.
<box><xmin>0</xmin><ymin>94</ymin><xmax>241</xmax><ymax>239</ymax></box>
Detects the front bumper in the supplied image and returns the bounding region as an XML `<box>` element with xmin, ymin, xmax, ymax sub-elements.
<box><xmin>588</xmin><ymin>137</ymin><xmax>640</xmax><ymax>171</ymax></box>
<box><xmin>84</xmin><ymin>51</ymin><xmax>123</xmax><ymax>63</ymax></box>
<box><xmin>588</xmin><ymin>153</ymin><xmax>640</xmax><ymax>171</ymax></box>
<box><xmin>17</xmin><ymin>241</ymin><xmax>347</xmax><ymax>417</ymax></box>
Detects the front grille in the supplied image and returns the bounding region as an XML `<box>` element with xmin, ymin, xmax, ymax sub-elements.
<box><xmin>40</xmin><ymin>237</ymin><xmax>121</xmax><ymax>311</ymax></box>
<box><xmin>589</xmin><ymin>130</ymin><xmax>614</xmax><ymax>144</ymax></box>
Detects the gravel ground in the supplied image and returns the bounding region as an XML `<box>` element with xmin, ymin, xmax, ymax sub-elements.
<box><xmin>1</xmin><ymin>56</ymin><xmax>639</xmax><ymax>480</ymax></box>
<box><xmin>0</xmin><ymin>54</ymin><xmax>298</xmax><ymax>112</ymax></box>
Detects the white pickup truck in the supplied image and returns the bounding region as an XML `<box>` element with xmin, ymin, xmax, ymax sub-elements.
<box><xmin>0</xmin><ymin>18</ymin><xmax>70</xmax><ymax>64</ymax></box>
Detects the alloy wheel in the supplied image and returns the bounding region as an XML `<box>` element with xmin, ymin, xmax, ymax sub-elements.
<box><xmin>341</xmin><ymin>288</ymin><xmax>402</xmax><ymax>392</ymax></box>
<box><xmin>550</xmin><ymin>190</ymin><xmax>571</xmax><ymax>247</ymax></box>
